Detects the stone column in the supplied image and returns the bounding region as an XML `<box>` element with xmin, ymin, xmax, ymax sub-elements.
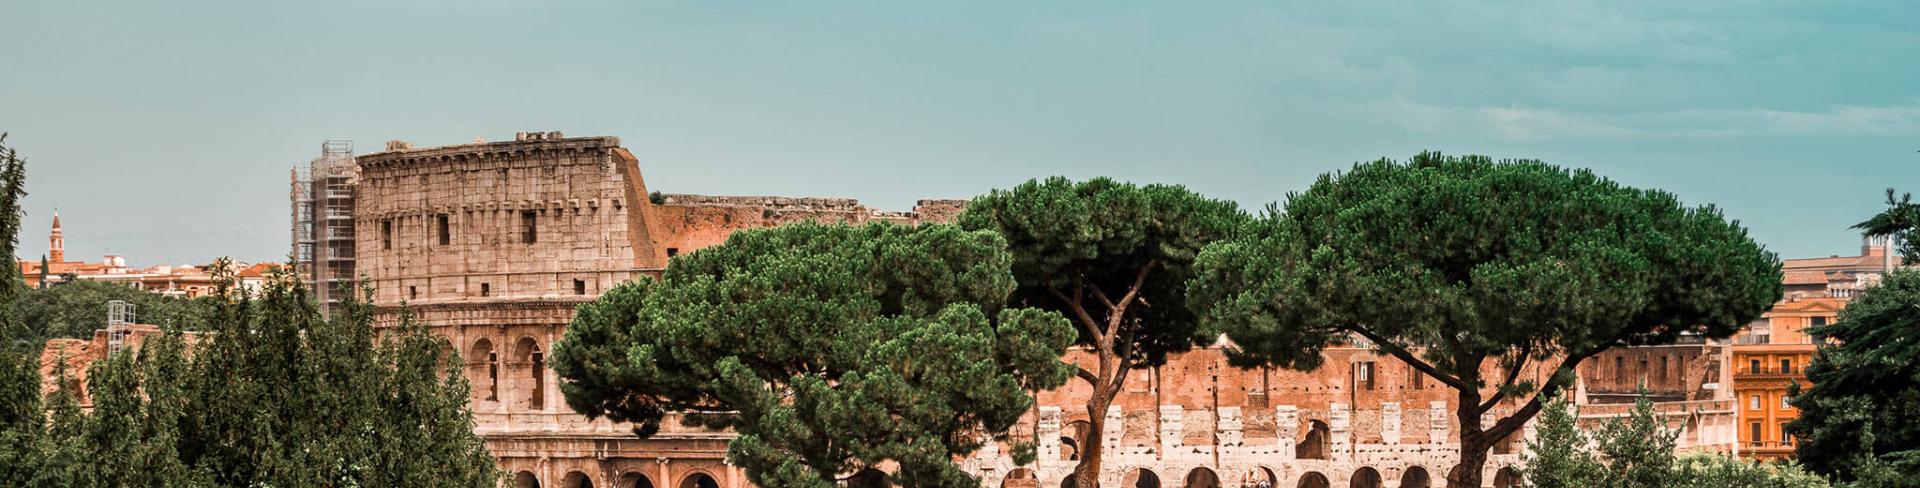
<box><xmin>1381</xmin><ymin>402</ymin><xmax>1402</xmax><ymax>445</ymax></box>
<box><xmin>1038</xmin><ymin>407</ymin><xmax>1063</xmax><ymax>468</ymax></box>
<box><xmin>1428</xmin><ymin>401</ymin><xmax>1448</xmax><ymax>445</ymax></box>
<box><xmin>1275</xmin><ymin>405</ymin><xmax>1299</xmax><ymax>458</ymax></box>
<box><xmin>657</xmin><ymin>458</ymin><xmax>671</xmax><ymax>488</ymax></box>
<box><xmin>1330</xmin><ymin>403</ymin><xmax>1351</xmax><ymax>459</ymax></box>
<box><xmin>1160</xmin><ymin>405</ymin><xmax>1185</xmax><ymax>458</ymax></box>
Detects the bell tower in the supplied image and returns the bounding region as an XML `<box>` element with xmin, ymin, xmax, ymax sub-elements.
<box><xmin>48</xmin><ymin>210</ymin><xmax>64</xmax><ymax>263</ymax></box>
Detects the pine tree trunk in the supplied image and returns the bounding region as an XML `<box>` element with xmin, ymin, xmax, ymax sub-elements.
<box><xmin>1073</xmin><ymin>395</ymin><xmax>1109</xmax><ymax>488</ymax></box>
<box><xmin>1452</xmin><ymin>422</ymin><xmax>1491</xmax><ymax>488</ymax></box>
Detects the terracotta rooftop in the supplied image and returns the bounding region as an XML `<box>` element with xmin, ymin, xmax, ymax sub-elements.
<box><xmin>1782</xmin><ymin>271</ymin><xmax>1829</xmax><ymax>285</ymax></box>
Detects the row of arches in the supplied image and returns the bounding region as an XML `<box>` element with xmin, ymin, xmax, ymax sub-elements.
<box><xmin>511</xmin><ymin>470</ymin><xmax>720</xmax><ymax>488</ymax></box>
<box><xmin>1059</xmin><ymin>418</ymin><xmax>1519</xmax><ymax>462</ymax></box>
<box><xmin>465</xmin><ymin>336</ymin><xmax>547</xmax><ymax>411</ymax></box>
<box><xmin>1014</xmin><ymin>466</ymin><xmax>1520</xmax><ymax>488</ymax></box>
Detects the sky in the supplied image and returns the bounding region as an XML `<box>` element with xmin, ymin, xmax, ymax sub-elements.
<box><xmin>1</xmin><ymin>1</ymin><xmax>1916</xmax><ymax>265</ymax></box>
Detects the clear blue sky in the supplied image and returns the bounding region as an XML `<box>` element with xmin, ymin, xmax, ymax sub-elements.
<box><xmin>2</xmin><ymin>1</ymin><xmax>1915</xmax><ymax>265</ymax></box>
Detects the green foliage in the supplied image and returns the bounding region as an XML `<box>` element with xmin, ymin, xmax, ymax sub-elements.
<box><xmin>1188</xmin><ymin>152</ymin><xmax>1781</xmax><ymax>486</ymax></box>
<box><xmin>1789</xmin><ymin>269</ymin><xmax>1920</xmax><ymax>485</ymax></box>
<box><xmin>956</xmin><ymin>177</ymin><xmax>1248</xmax><ymax>366</ymax></box>
<box><xmin>1852</xmin><ymin>189</ymin><xmax>1920</xmax><ymax>261</ymax></box>
<box><xmin>1524</xmin><ymin>395</ymin><xmax>1826</xmax><ymax>488</ymax></box>
<box><xmin>12</xmin><ymin>279</ymin><xmax>218</xmax><ymax>349</ymax></box>
<box><xmin>1518</xmin><ymin>398</ymin><xmax>1599</xmax><ymax>488</ymax></box>
<box><xmin>552</xmin><ymin>222</ymin><xmax>1076</xmax><ymax>488</ymax></box>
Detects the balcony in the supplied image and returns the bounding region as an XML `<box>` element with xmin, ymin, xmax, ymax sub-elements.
<box><xmin>1734</xmin><ymin>366</ymin><xmax>1805</xmax><ymax>378</ymax></box>
<box><xmin>1743</xmin><ymin>441</ymin><xmax>1797</xmax><ymax>457</ymax></box>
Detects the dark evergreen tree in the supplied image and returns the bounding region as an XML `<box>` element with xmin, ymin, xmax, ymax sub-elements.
<box><xmin>1789</xmin><ymin>269</ymin><xmax>1920</xmax><ymax>485</ymax></box>
<box><xmin>1854</xmin><ymin>189</ymin><xmax>1920</xmax><ymax>261</ymax></box>
<box><xmin>1188</xmin><ymin>153</ymin><xmax>1781</xmax><ymax>488</ymax></box>
<box><xmin>955</xmin><ymin>177</ymin><xmax>1248</xmax><ymax>488</ymax></box>
<box><xmin>553</xmin><ymin>222</ymin><xmax>1077</xmax><ymax>488</ymax></box>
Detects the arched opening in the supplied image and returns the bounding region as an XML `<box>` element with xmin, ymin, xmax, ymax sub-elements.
<box><xmin>618</xmin><ymin>472</ymin><xmax>656</xmax><ymax>488</ymax></box>
<box><xmin>1185</xmin><ymin>467</ymin><xmax>1220</xmax><ymax>488</ymax></box>
<box><xmin>1348</xmin><ymin>467</ymin><xmax>1382</xmax><ymax>488</ymax></box>
<box><xmin>1297</xmin><ymin>420</ymin><xmax>1331</xmax><ymax>459</ymax></box>
<box><xmin>1001</xmin><ymin>468</ymin><xmax>1038</xmax><ymax>488</ymax></box>
<box><xmin>435</xmin><ymin>338</ymin><xmax>459</xmax><ymax>380</ymax></box>
<box><xmin>1061</xmin><ymin>420</ymin><xmax>1093</xmax><ymax>461</ymax></box>
<box><xmin>562</xmin><ymin>471</ymin><xmax>594</xmax><ymax>488</ymax></box>
<box><xmin>677</xmin><ymin>473</ymin><xmax>719</xmax><ymax>488</ymax></box>
<box><xmin>1122</xmin><ymin>468</ymin><xmax>1161</xmax><ymax>488</ymax></box>
<box><xmin>469</xmin><ymin>338</ymin><xmax>498</xmax><ymax>402</ymax></box>
<box><xmin>1239</xmin><ymin>467</ymin><xmax>1278</xmax><ymax>488</ymax></box>
<box><xmin>1296</xmin><ymin>472</ymin><xmax>1330</xmax><ymax>488</ymax></box>
<box><xmin>514</xmin><ymin>471</ymin><xmax>541</xmax><ymax>488</ymax></box>
<box><xmin>1398</xmin><ymin>467</ymin><xmax>1430</xmax><ymax>488</ymax></box>
<box><xmin>1492</xmin><ymin>468</ymin><xmax>1520</xmax><ymax>488</ymax></box>
<box><xmin>515</xmin><ymin>336</ymin><xmax>544</xmax><ymax>411</ymax></box>
<box><xmin>848</xmin><ymin>469</ymin><xmax>890</xmax><ymax>488</ymax></box>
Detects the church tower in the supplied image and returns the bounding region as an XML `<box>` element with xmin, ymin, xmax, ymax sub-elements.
<box><xmin>49</xmin><ymin>210</ymin><xmax>63</xmax><ymax>263</ymax></box>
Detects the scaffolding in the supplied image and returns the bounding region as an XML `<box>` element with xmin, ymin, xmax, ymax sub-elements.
<box><xmin>106</xmin><ymin>300</ymin><xmax>135</xmax><ymax>357</ymax></box>
<box><xmin>292</xmin><ymin>140</ymin><xmax>356</xmax><ymax>318</ymax></box>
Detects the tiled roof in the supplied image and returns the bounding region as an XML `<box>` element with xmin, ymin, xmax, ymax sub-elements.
<box><xmin>1782</xmin><ymin>271</ymin><xmax>1829</xmax><ymax>285</ymax></box>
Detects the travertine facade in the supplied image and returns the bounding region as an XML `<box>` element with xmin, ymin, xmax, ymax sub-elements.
<box><xmin>344</xmin><ymin>132</ymin><xmax>1728</xmax><ymax>488</ymax></box>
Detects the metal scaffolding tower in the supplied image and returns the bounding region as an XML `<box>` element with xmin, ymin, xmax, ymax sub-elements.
<box><xmin>106</xmin><ymin>300</ymin><xmax>135</xmax><ymax>356</ymax></box>
<box><xmin>292</xmin><ymin>140</ymin><xmax>356</xmax><ymax>318</ymax></box>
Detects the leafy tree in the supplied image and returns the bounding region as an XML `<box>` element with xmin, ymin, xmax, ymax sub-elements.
<box><xmin>1525</xmin><ymin>394</ymin><xmax>1825</xmax><ymax>488</ymax></box>
<box><xmin>1789</xmin><ymin>269</ymin><xmax>1920</xmax><ymax>485</ymax></box>
<box><xmin>552</xmin><ymin>222</ymin><xmax>1076</xmax><ymax>488</ymax></box>
<box><xmin>0</xmin><ymin>132</ymin><xmax>50</xmax><ymax>485</ymax></box>
<box><xmin>1188</xmin><ymin>153</ymin><xmax>1781</xmax><ymax>488</ymax></box>
<box><xmin>1854</xmin><ymin>189</ymin><xmax>1920</xmax><ymax>261</ymax></box>
<box><xmin>1519</xmin><ymin>397</ymin><xmax>1599</xmax><ymax>488</ymax></box>
<box><xmin>954</xmin><ymin>177</ymin><xmax>1248</xmax><ymax>488</ymax></box>
<box><xmin>14</xmin><ymin>279</ymin><xmax>218</xmax><ymax>348</ymax></box>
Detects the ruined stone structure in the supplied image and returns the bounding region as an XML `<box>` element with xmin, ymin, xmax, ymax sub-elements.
<box><xmin>335</xmin><ymin>132</ymin><xmax>1727</xmax><ymax>488</ymax></box>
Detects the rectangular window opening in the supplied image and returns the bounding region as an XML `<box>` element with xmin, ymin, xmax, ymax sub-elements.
<box><xmin>408</xmin><ymin>286</ymin><xmax>418</xmax><ymax>301</ymax></box>
<box><xmin>381</xmin><ymin>219</ymin><xmax>393</xmax><ymax>250</ymax></box>
<box><xmin>480</xmin><ymin>283</ymin><xmax>491</xmax><ymax>297</ymax></box>
<box><xmin>436</xmin><ymin>214</ymin><xmax>450</xmax><ymax>246</ymax></box>
<box><xmin>521</xmin><ymin>210</ymin><xmax>538</xmax><ymax>244</ymax></box>
<box><xmin>574</xmin><ymin>279</ymin><xmax>587</xmax><ymax>296</ymax></box>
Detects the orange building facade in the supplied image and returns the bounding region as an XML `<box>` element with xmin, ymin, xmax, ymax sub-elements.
<box><xmin>1729</xmin><ymin>242</ymin><xmax>1899</xmax><ymax>460</ymax></box>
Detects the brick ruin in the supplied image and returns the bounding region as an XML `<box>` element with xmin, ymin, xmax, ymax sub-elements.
<box><xmin>340</xmin><ymin>132</ymin><xmax>1735</xmax><ymax>488</ymax></box>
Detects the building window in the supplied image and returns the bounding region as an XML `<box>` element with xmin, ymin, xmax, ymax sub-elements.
<box><xmin>1354</xmin><ymin>361</ymin><xmax>1375</xmax><ymax>390</ymax></box>
<box><xmin>1781</xmin><ymin>423</ymin><xmax>1792</xmax><ymax>444</ymax></box>
<box><xmin>1750</xmin><ymin>422</ymin><xmax>1762</xmax><ymax>445</ymax></box>
<box><xmin>1614</xmin><ymin>357</ymin><xmax>1625</xmax><ymax>382</ymax></box>
<box><xmin>1811</xmin><ymin>316</ymin><xmax>1828</xmax><ymax>327</ymax></box>
<box><xmin>574</xmin><ymin>279</ymin><xmax>587</xmax><ymax>296</ymax></box>
<box><xmin>408</xmin><ymin>286</ymin><xmax>418</xmax><ymax>301</ymax></box>
<box><xmin>1750</xmin><ymin>359</ymin><xmax>1762</xmax><ymax>374</ymax></box>
<box><xmin>1782</xmin><ymin>395</ymin><xmax>1792</xmax><ymax>410</ymax></box>
<box><xmin>1658</xmin><ymin>356</ymin><xmax>1670</xmax><ymax>382</ymax></box>
<box><xmin>436</xmin><ymin>214</ymin><xmax>450</xmax><ymax>246</ymax></box>
<box><xmin>521</xmin><ymin>210</ymin><xmax>538</xmax><ymax>244</ymax></box>
<box><xmin>381</xmin><ymin>219</ymin><xmax>393</xmax><ymax>250</ymax></box>
<box><xmin>1780</xmin><ymin>358</ymin><xmax>1793</xmax><ymax>374</ymax></box>
<box><xmin>480</xmin><ymin>283</ymin><xmax>490</xmax><ymax>297</ymax></box>
<box><xmin>1750</xmin><ymin>395</ymin><xmax>1761</xmax><ymax>410</ymax></box>
<box><xmin>666</xmin><ymin>247</ymin><xmax>680</xmax><ymax>257</ymax></box>
<box><xmin>486</xmin><ymin>350</ymin><xmax>499</xmax><ymax>401</ymax></box>
<box><xmin>1410</xmin><ymin>364</ymin><xmax>1423</xmax><ymax>390</ymax></box>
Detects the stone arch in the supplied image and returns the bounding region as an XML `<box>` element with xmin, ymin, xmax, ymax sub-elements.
<box><xmin>1492</xmin><ymin>467</ymin><xmax>1521</xmax><ymax>488</ymax></box>
<box><xmin>848</xmin><ymin>468</ymin><xmax>890</xmax><ymax>488</ymax></box>
<box><xmin>617</xmin><ymin>471</ymin><xmax>656</xmax><ymax>488</ymax></box>
<box><xmin>1397</xmin><ymin>467</ymin><xmax>1430</xmax><ymax>488</ymax></box>
<box><xmin>514</xmin><ymin>336</ymin><xmax>545</xmax><ymax>411</ymax></box>
<box><xmin>1184</xmin><ymin>467</ymin><xmax>1220</xmax><ymax>488</ymax></box>
<box><xmin>1297</xmin><ymin>420</ymin><xmax>1331</xmax><ymax>459</ymax></box>
<box><xmin>1062</xmin><ymin>420</ymin><xmax>1093</xmax><ymax>461</ymax></box>
<box><xmin>513</xmin><ymin>471</ymin><xmax>542</xmax><ymax>488</ymax></box>
<box><xmin>1237</xmin><ymin>467</ymin><xmax>1278</xmax><ymax>488</ymax></box>
<box><xmin>561</xmin><ymin>471</ymin><xmax>594</xmax><ymax>488</ymax></box>
<box><xmin>1000</xmin><ymin>468</ymin><xmax>1038</xmax><ymax>488</ymax></box>
<box><xmin>1296</xmin><ymin>472</ymin><xmax>1330</xmax><ymax>488</ymax></box>
<box><xmin>468</xmin><ymin>338</ymin><xmax>499</xmax><ymax>402</ymax></box>
<box><xmin>676</xmin><ymin>471</ymin><xmax>720</xmax><ymax>488</ymax></box>
<box><xmin>1121</xmin><ymin>468</ymin><xmax>1161</xmax><ymax>488</ymax></box>
<box><xmin>1348</xmin><ymin>467</ymin><xmax>1382</xmax><ymax>488</ymax></box>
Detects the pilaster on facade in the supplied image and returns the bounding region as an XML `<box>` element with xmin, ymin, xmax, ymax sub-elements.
<box><xmin>1330</xmin><ymin>402</ymin><xmax>1352</xmax><ymax>459</ymax></box>
<box><xmin>1380</xmin><ymin>402</ymin><xmax>1402</xmax><ymax>445</ymax></box>
<box><xmin>1428</xmin><ymin>401</ymin><xmax>1449</xmax><ymax>445</ymax></box>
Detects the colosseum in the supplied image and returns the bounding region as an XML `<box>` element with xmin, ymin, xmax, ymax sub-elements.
<box><xmin>332</xmin><ymin>132</ymin><xmax>1741</xmax><ymax>488</ymax></box>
